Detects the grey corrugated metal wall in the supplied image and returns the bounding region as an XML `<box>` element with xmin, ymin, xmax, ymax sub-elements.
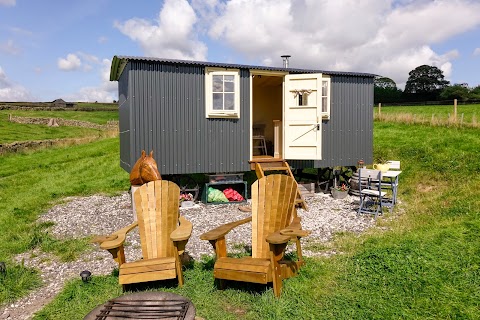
<box><xmin>121</xmin><ymin>61</ymin><xmax>251</xmax><ymax>175</ymax></box>
<box><xmin>288</xmin><ymin>75</ymin><xmax>373</xmax><ymax>169</ymax></box>
<box><xmin>118</xmin><ymin>64</ymin><xmax>131</xmax><ymax>171</ymax></box>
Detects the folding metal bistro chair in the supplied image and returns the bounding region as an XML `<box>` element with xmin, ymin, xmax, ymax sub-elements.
<box><xmin>357</xmin><ymin>169</ymin><xmax>387</xmax><ymax>219</ymax></box>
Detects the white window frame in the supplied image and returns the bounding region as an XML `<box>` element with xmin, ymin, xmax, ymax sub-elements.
<box><xmin>321</xmin><ymin>76</ymin><xmax>331</xmax><ymax>119</ymax></box>
<box><xmin>205</xmin><ymin>67</ymin><xmax>240</xmax><ymax>118</ymax></box>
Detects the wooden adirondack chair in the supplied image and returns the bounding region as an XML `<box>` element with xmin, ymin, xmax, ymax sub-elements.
<box><xmin>200</xmin><ymin>174</ymin><xmax>310</xmax><ymax>297</ymax></box>
<box><xmin>97</xmin><ymin>180</ymin><xmax>192</xmax><ymax>287</ymax></box>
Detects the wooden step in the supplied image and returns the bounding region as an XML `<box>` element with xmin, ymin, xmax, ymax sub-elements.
<box><xmin>262</xmin><ymin>166</ymin><xmax>290</xmax><ymax>171</ymax></box>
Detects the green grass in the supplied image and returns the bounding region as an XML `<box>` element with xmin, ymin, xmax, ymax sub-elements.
<box><xmin>375</xmin><ymin>103</ymin><xmax>480</xmax><ymax>123</ymax></box>
<box><xmin>2</xmin><ymin>121</ymin><xmax>480</xmax><ymax>319</ymax></box>
<box><xmin>0</xmin><ymin>263</ymin><xmax>42</xmax><ymax>304</ymax></box>
<box><xmin>0</xmin><ymin>137</ymin><xmax>130</xmax><ymax>303</ymax></box>
<box><xmin>76</xmin><ymin>102</ymin><xmax>118</xmax><ymax>110</ymax></box>
<box><xmin>0</xmin><ymin>113</ymin><xmax>105</xmax><ymax>144</ymax></box>
<box><xmin>0</xmin><ymin>109</ymin><xmax>118</xmax><ymax>125</ymax></box>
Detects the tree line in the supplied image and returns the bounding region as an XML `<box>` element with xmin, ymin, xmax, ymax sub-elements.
<box><xmin>374</xmin><ymin>65</ymin><xmax>480</xmax><ymax>104</ymax></box>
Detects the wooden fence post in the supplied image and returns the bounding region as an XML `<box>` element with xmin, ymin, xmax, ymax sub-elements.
<box><xmin>378</xmin><ymin>103</ymin><xmax>381</xmax><ymax>117</ymax></box>
<box><xmin>454</xmin><ymin>99</ymin><xmax>457</xmax><ymax>122</ymax></box>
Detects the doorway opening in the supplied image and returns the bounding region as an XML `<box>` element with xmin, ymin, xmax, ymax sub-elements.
<box><xmin>251</xmin><ymin>73</ymin><xmax>284</xmax><ymax>159</ymax></box>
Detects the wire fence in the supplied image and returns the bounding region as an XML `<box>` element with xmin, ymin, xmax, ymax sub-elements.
<box><xmin>375</xmin><ymin>99</ymin><xmax>480</xmax><ymax>128</ymax></box>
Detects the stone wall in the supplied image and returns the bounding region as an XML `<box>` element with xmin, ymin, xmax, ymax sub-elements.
<box><xmin>8</xmin><ymin>115</ymin><xmax>118</xmax><ymax>130</ymax></box>
<box><xmin>1</xmin><ymin>116</ymin><xmax>119</xmax><ymax>154</ymax></box>
<box><xmin>0</xmin><ymin>137</ymin><xmax>100</xmax><ymax>154</ymax></box>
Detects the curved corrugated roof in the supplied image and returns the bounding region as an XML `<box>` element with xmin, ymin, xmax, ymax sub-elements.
<box><xmin>110</xmin><ymin>55</ymin><xmax>376</xmax><ymax>81</ymax></box>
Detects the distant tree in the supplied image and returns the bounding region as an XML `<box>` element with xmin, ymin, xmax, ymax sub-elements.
<box><xmin>374</xmin><ymin>76</ymin><xmax>403</xmax><ymax>103</ymax></box>
<box><xmin>470</xmin><ymin>85</ymin><xmax>480</xmax><ymax>100</ymax></box>
<box><xmin>439</xmin><ymin>84</ymin><xmax>470</xmax><ymax>101</ymax></box>
<box><xmin>404</xmin><ymin>65</ymin><xmax>449</xmax><ymax>101</ymax></box>
<box><xmin>374</xmin><ymin>77</ymin><xmax>397</xmax><ymax>89</ymax></box>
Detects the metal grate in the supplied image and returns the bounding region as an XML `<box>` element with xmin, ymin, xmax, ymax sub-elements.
<box><xmin>95</xmin><ymin>299</ymin><xmax>190</xmax><ymax>319</ymax></box>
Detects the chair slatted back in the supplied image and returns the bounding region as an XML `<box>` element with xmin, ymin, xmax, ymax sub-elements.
<box><xmin>359</xmin><ymin>169</ymin><xmax>382</xmax><ymax>191</ymax></box>
<box><xmin>251</xmin><ymin>175</ymin><xmax>298</xmax><ymax>259</ymax></box>
<box><xmin>134</xmin><ymin>180</ymin><xmax>180</xmax><ymax>259</ymax></box>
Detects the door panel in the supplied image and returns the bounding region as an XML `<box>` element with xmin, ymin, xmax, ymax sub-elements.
<box><xmin>283</xmin><ymin>74</ymin><xmax>322</xmax><ymax>160</ymax></box>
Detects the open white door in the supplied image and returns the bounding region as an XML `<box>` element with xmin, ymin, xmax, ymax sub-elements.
<box><xmin>283</xmin><ymin>73</ymin><xmax>323</xmax><ymax>160</ymax></box>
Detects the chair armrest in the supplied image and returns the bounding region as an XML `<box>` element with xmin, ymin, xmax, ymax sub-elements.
<box><xmin>200</xmin><ymin>217</ymin><xmax>252</xmax><ymax>241</ymax></box>
<box><xmin>99</xmin><ymin>222</ymin><xmax>138</xmax><ymax>250</ymax></box>
<box><xmin>266</xmin><ymin>231</ymin><xmax>291</xmax><ymax>244</ymax></box>
<box><xmin>171</xmin><ymin>216</ymin><xmax>193</xmax><ymax>242</ymax></box>
<box><xmin>279</xmin><ymin>217</ymin><xmax>311</xmax><ymax>238</ymax></box>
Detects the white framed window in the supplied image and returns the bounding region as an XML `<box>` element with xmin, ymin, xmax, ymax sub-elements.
<box><xmin>321</xmin><ymin>77</ymin><xmax>331</xmax><ymax>119</ymax></box>
<box><xmin>205</xmin><ymin>68</ymin><xmax>240</xmax><ymax>118</ymax></box>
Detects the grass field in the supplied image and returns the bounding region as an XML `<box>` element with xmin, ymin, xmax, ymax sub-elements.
<box><xmin>374</xmin><ymin>103</ymin><xmax>480</xmax><ymax>126</ymax></box>
<box><xmin>0</xmin><ymin>113</ymin><xmax>106</xmax><ymax>144</ymax></box>
<box><xmin>1</xmin><ymin>113</ymin><xmax>479</xmax><ymax>319</ymax></box>
<box><xmin>0</xmin><ymin>109</ymin><xmax>118</xmax><ymax>125</ymax></box>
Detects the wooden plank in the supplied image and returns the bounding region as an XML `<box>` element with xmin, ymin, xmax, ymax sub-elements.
<box><xmin>275</xmin><ymin>174</ymin><xmax>287</xmax><ymax>232</ymax></box>
<box><xmin>119</xmin><ymin>257</ymin><xmax>176</xmax><ymax>268</ymax></box>
<box><xmin>134</xmin><ymin>185</ymin><xmax>148</xmax><ymax>258</ymax></box>
<box><xmin>269</xmin><ymin>175</ymin><xmax>282</xmax><ymax>244</ymax></box>
<box><xmin>216</xmin><ymin>257</ymin><xmax>270</xmax><ymax>271</ymax></box>
<box><xmin>251</xmin><ymin>178</ymin><xmax>259</xmax><ymax>258</ymax></box>
<box><xmin>120</xmin><ymin>262</ymin><xmax>176</xmax><ymax>275</ymax></box>
<box><xmin>146</xmin><ymin>181</ymin><xmax>157</xmax><ymax>258</ymax></box>
<box><xmin>257</xmin><ymin>176</ymin><xmax>268</xmax><ymax>258</ymax></box>
<box><xmin>160</xmin><ymin>180</ymin><xmax>169</xmax><ymax>258</ymax></box>
<box><xmin>199</xmin><ymin>217</ymin><xmax>252</xmax><ymax>241</ymax></box>
<box><xmin>254</xmin><ymin>162</ymin><xmax>265</xmax><ymax>179</ymax></box>
<box><xmin>214</xmin><ymin>269</ymin><xmax>270</xmax><ymax>284</ymax></box>
<box><xmin>261</xmin><ymin>166</ymin><xmax>290</xmax><ymax>171</ymax></box>
<box><xmin>119</xmin><ymin>269</ymin><xmax>177</xmax><ymax>285</ymax></box>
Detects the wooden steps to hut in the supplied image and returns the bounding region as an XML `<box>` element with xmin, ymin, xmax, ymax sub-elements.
<box><xmin>249</xmin><ymin>158</ymin><xmax>307</xmax><ymax>210</ymax></box>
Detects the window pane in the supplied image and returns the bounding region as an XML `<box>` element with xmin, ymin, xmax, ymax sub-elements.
<box><xmin>224</xmin><ymin>93</ymin><xmax>235</xmax><ymax>110</ymax></box>
<box><xmin>213</xmin><ymin>75</ymin><xmax>223</xmax><ymax>92</ymax></box>
<box><xmin>322</xmin><ymin>81</ymin><xmax>328</xmax><ymax>96</ymax></box>
<box><xmin>322</xmin><ymin>97</ymin><xmax>327</xmax><ymax>112</ymax></box>
<box><xmin>213</xmin><ymin>93</ymin><xmax>223</xmax><ymax>110</ymax></box>
<box><xmin>302</xmin><ymin>94</ymin><xmax>308</xmax><ymax>106</ymax></box>
<box><xmin>224</xmin><ymin>76</ymin><xmax>235</xmax><ymax>92</ymax></box>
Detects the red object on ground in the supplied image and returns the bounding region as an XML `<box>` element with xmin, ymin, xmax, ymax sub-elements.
<box><xmin>223</xmin><ymin>187</ymin><xmax>244</xmax><ymax>201</ymax></box>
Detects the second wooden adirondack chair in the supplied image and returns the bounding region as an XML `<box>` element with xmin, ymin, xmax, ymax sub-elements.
<box><xmin>97</xmin><ymin>180</ymin><xmax>192</xmax><ymax>288</ymax></box>
<box><xmin>200</xmin><ymin>174</ymin><xmax>310</xmax><ymax>297</ymax></box>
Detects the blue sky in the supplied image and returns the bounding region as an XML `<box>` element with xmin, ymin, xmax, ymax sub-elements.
<box><xmin>1</xmin><ymin>0</ymin><xmax>480</xmax><ymax>102</ymax></box>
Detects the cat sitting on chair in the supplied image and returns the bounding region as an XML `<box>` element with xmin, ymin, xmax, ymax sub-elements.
<box><xmin>129</xmin><ymin>150</ymin><xmax>162</xmax><ymax>185</ymax></box>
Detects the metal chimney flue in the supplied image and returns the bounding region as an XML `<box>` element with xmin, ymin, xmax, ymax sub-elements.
<box><xmin>281</xmin><ymin>55</ymin><xmax>291</xmax><ymax>68</ymax></box>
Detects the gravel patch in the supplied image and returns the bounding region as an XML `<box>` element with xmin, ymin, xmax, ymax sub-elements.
<box><xmin>1</xmin><ymin>191</ymin><xmax>377</xmax><ymax>320</ymax></box>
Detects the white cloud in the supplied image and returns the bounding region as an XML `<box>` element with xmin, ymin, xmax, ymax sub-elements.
<box><xmin>58</xmin><ymin>54</ymin><xmax>82</xmax><ymax>71</ymax></box>
<box><xmin>9</xmin><ymin>26</ymin><xmax>33</xmax><ymax>37</ymax></box>
<box><xmin>203</xmin><ymin>0</ymin><xmax>480</xmax><ymax>87</ymax></box>
<box><xmin>64</xmin><ymin>59</ymin><xmax>117</xmax><ymax>102</ymax></box>
<box><xmin>0</xmin><ymin>0</ymin><xmax>15</xmax><ymax>7</ymax></box>
<box><xmin>57</xmin><ymin>52</ymin><xmax>102</xmax><ymax>72</ymax></box>
<box><xmin>474</xmin><ymin>48</ymin><xmax>480</xmax><ymax>56</ymax></box>
<box><xmin>0</xmin><ymin>66</ymin><xmax>33</xmax><ymax>101</ymax></box>
<box><xmin>0</xmin><ymin>39</ymin><xmax>21</xmax><ymax>55</ymax></box>
<box><xmin>98</xmin><ymin>36</ymin><xmax>108</xmax><ymax>44</ymax></box>
<box><xmin>114</xmin><ymin>0</ymin><xmax>207</xmax><ymax>60</ymax></box>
